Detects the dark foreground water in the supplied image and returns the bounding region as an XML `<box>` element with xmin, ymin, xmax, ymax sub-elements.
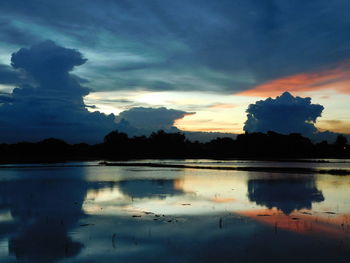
<box><xmin>0</xmin><ymin>160</ymin><xmax>350</xmax><ymax>263</ymax></box>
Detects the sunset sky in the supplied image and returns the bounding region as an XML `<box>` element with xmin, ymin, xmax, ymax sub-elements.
<box><xmin>0</xmin><ymin>0</ymin><xmax>349</xmax><ymax>142</ymax></box>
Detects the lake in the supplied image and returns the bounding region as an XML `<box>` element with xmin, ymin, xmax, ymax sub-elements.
<box><xmin>0</xmin><ymin>159</ymin><xmax>350</xmax><ymax>263</ymax></box>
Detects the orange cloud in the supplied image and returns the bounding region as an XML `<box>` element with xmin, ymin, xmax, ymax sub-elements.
<box><xmin>174</xmin><ymin>118</ymin><xmax>239</xmax><ymax>133</ymax></box>
<box><xmin>207</xmin><ymin>103</ymin><xmax>236</xmax><ymax>109</ymax></box>
<box><xmin>211</xmin><ymin>197</ymin><xmax>236</xmax><ymax>203</ymax></box>
<box><xmin>238</xmin><ymin>62</ymin><xmax>350</xmax><ymax>97</ymax></box>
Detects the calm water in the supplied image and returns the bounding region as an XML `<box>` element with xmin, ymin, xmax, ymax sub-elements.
<box><xmin>0</xmin><ymin>160</ymin><xmax>350</xmax><ymax>263</ymax></box>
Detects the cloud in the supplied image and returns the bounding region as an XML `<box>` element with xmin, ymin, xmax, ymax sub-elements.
<box><xmin>114</xmin><ymin>106</ymin><xmax>239</xmax><ymax>142</ymax></box>
<box><xmin>115</xmin><ymin>107</ymin><xmax>194</xmax><ymax>136</ymax></box>
<box><xmin>0</xmin><ymin>16</ymin><xmax>38</xmax><ymax>45</ymax></box>
<box><xmin>0</xmin><ymin>91</ymin><xmax>14</xmax><ymax>103</ymax></box>
<box><xmin>238</xmin><ymin>62</ymin><xmax>350</xmax><ymax>97</ymax></box>
<box><xmin>0</xmin><ymin>64</ymin><xmax>22</xmax><ymax>85</ymax></box>
<box><xmin>11</xmin><ymin>41</ymin><xmax>89</xmax><ymax>96</ymax></box>
<box><xmin>2</xmin><ymin>1</ymin><xmax>350</xmax><ymax>94</ymax></box>
<box><xmin>0</xmin><ymin>39</ymin><xmax>235</xmax><ymax>143</ymax></box>
<box><xmin>207</xmin><ymin>103</ymin><xmax>236</xmax><ymax>109</ymax></box>
<box><xmin>244</xmin><ymin>92</ymin><xmax>324</xmax><ymax>136</ymax></box>
<box><xmin>0</xmin><ymin>41</ymin><xmax>116</xmax><ymax>143</ymax></box>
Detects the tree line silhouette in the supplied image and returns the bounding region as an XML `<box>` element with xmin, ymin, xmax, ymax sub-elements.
<box><xmin>0</xmin><ymin>130</ymin><xmax>349</xmax><ymax>163</ymax></box>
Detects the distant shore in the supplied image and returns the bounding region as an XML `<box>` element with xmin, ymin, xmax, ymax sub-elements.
<box><xmin>0</xmin><ymin>160</ymin><xmax>349</xmax><ymax>176</ymax></box>
<box><xmin>102</xmin><ymin>162</ymin><xmax>350</xmax><ymax>176</ymax></box>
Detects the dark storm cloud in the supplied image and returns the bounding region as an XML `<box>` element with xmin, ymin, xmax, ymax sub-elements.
<box><xmin>115</xmin><ymin>107</ymin><xmax>194</xmax><ymax>136</ymax></box>
<box><xmin>0</xmin><ymin>91</ymin><xmax>14</xmax><ymax>103</ymax></box>
<box><xmin>1</xmin><ymin>0</ymin><xmax>350</xmax><ymax>93</ymax></box>
<box><xmin>0</xmin><ymin>64</ymin><xmax>22</xmax><ymax>85</ymax></box>
<box><xmin>114</xmin><ymin>106</ymin><xmax>237</xmax><ymax>142</ymax></box>
<box><xmin>244</xmin><ymin>92</ymin><xmax>324</xmax><ymax>136</ymax></box>
<box><xmin>0</xmin><ymin>41</ymin><xmax>116</xmax><ymax>143</ymax></box>
<box><xmin>0</xmin><ymin>41</ymin><xmax>231</xmax><ymax>143</ymax></box>
<box><xmin>11</xmin><ymin>41</ymin><xmax>90</xmax><ymax>97</ymax></box>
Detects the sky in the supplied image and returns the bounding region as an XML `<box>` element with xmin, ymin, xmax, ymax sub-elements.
<box><xmin>0</xmin><ymin>0</ymin><xmax>349</xmax><ymax>143</ymax></box>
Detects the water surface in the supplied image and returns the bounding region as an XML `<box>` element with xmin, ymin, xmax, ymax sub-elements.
<box><xmin>0</xmin><ymin>160</ymin><xmax>350</xmax><ymax>262</ymax></box>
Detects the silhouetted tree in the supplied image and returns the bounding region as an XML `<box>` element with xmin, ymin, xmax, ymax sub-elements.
<box><xmin>333</xmin><ymin>134</ymin><xmax>348</xmax><ymax>156</ymax></box>
<box><xmin>206</xmin><ymin>137</ymin><xmax>236</xmax><ymax>158</ymax></box>
<box><xmin>335</xmin><ymin>134</ymin><xmax>347</xmax><ymax>147</ymax></box>
<box><xmin>103</xmin><ymin>131</ymin><xmax>129</xmax><ymax>158</ymax></box>
<box><xmin>149</xmin><ymin>130</ymin><xmax>187</xmax><ymax>157</ymax></box>
<box><xmin>0</xmin><ymin>130</ymin><xmax>348</xmax><ymax>163</ymax></box>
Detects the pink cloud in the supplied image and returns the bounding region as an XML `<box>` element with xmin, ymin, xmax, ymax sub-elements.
<box><xmin>238</xmin><ymin>61</ymin><xmax>350</xmax><ymax>97</ymax></box>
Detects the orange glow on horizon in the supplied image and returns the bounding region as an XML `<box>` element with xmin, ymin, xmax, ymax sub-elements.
<box><xmin>317</xmin><ymin>120</ymin><xmax>350</xmax><ymax>134</ymax></box>
<box><xmin>238</xmin><ymin>62</ymin><xmax>350</xmax><ymax>97</ymax></box>
<box><xmin>174</xmin><ymin>119</ymin><xmax>241</xmax><ymax>133</ymax></box>
<box><xmin>185</xmin><ymin>127</ymin><xmax>235</xmax><ymax>132</ymax></box>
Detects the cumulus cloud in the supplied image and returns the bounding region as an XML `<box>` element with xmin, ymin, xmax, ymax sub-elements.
<box><xmin>244</xmin><ymin>92</ymin><xmax>324</xmax><ymax>136</ymax></box>
<box><xmin>114</xmin><ymin>106</ymin><xmax>238</xmax><ymax>142</ymax></box>
<box><xmin>115</xmin><ymin>107</ymin><xmax>194</xmax><ymax>136</ymax></box>
<box><xmin>0</xmin><ymin>41</ymin><xmax>116</xmax><ymax>143</ymax></box>
<box><xmin>0</xmin><ymin>41</ymin><xmax>233</xmax><ymax>143</ymax></box>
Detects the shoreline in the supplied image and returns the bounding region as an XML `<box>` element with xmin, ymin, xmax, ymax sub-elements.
<box><xmin>0</xmin><ymin>160</ymin><xmax>349</xmax><ymax>176</ymax></box>
<box><xmin>102</xmin><ymin>162</ymin><xmax>350</xmax><ymax>176</ymax></box>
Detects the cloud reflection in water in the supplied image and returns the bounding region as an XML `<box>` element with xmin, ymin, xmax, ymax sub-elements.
<box><xmin>0</xmin><ymin>164</ymin><xmax>349</xmax><ymax>262</ymax></box>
